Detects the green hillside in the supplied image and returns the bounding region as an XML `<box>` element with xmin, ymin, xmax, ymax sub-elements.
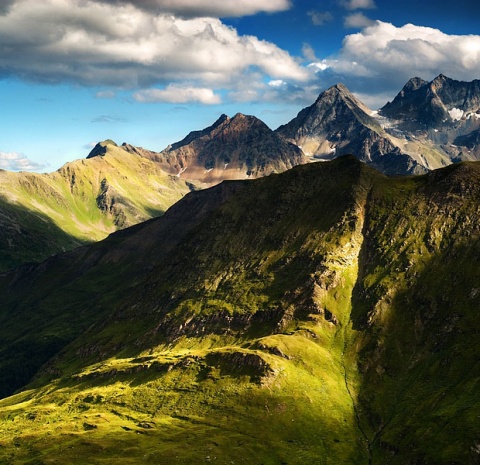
<box><xmin>0</xmin><ymin>141</ymin><xmax>192</xmax><ymax>272</ymax></box>
<box><xmin>0</xmin><ymin>156</ymin><xmax>479</xmax><ymax>464</ymax></box>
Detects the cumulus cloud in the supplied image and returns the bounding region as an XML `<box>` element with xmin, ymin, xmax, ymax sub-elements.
<box><xmin>339</xmin><ymin>22</ymin><xmax>480</xmax><ymax>81</ymax></box>
<box><xmin>0</xmin><ymin>0</ymin><xmax>306</xmax><ymax>101</ymax></box>
<box><xmin>344</xmin><ymin>13</ymin><xmax>375</xmax><ymax>28</ymax></box>
<box><xmin>311</xmin><ymin>21</ymin><xmax>480</xmax><ymax>100</ymax></box>
<box><xmin>0</xmin><ymin>151</ymin><xmax>48</xmax><ymax>171</ymax></box>
<box><xmin>340</xmin><ymin>0</ymin><xmax>376</xmax><ymax>10</ymax></box>
<box><xmin>95</xmin><ymin>0</ymin><xmax>291</xmax><ymax>17</ymax></box>
<box><xmin>308</xmin><ymin>10</ymin><xmax>333</xmax><ymax>26</ymax></box>
<box><xmin>134</xmin><ymin>85</ymin><xmax>221</xmax><ymax>104</ymax></box>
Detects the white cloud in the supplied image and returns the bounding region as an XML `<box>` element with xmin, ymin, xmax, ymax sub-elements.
<box><xmin>134</xmin><ymin>85</ymin><xmax>222</xmax><ymax>104</ymax></box>
<box><xmin>0</xmin><ymin>0</ymin><xmax>306</xmax><ymax>95</ymax></box>
<box><xmin>0</xmin><ymin>151</ymin><xmax>48</xmax><ymax>171</ymax></box>
<box><xmin>268</xmin><ymin>80</ymin><xmax>287</xmax><ymax>87</ymax></box>
<box><xmin>95</xmin><ymin>0</ymin><xmax>291</xmax><ymax>17</ymax></box>
<box><xmin>308</xmin><ymin>61</ymin><xmax>330</xmax><ymax>72</ymax></box>
<box><xmin>344</xmin><ymin>13</ymin><xmax>375</xmax><ymax>28</ymax></box>
<box><xmin>322</xmin><ymin>21</ymin><xmax>480</xmax><ymax>91</ymax></box>
<box><xmin>340</xmin><ymin>0</ymin><xmax>376</xmax><ymax>10</ymax></box>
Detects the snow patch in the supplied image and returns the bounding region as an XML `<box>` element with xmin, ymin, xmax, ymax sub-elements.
<box><xmin>448</xmin><ymin>108</ymin><xmax>464</xmax><ymax>121</ymax></box>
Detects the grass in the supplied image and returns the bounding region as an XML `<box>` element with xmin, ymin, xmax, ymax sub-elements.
<box><xmin>1</xmin><ymin>158</ymin><xmax>480</xmax><ymax>464</ymax></box>
<box><xmin>0</xmin><ymin>142</ymin><xmax>192</xmax><ymax>272</ymax></box>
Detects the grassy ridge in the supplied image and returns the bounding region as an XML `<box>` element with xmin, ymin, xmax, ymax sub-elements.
<box><xmin>0</xmin><ymin>157</ymin><xmax>479</xmax><ymax>463</ymax></box>
<box><xmin>0</xmin><ymin>141</ymin><xmax>192</xmax><ymax>272</ymax></box>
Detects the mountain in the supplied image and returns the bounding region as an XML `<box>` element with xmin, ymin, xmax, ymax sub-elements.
<box><xmin>1</xmin><ymin>156</ymin><xmax>479</xmax><ymax>464</ymax></box>
<box><xmin>381</xmin><ymin>74</ymin><xmax>480</xmax><ymax>127</ymax></box>
<box><xmin>138</xmin><ymin>112</ymin><xmax>307</xmax><ymax>184</ymax></box>
<box><xmin>276</xmin><ymin>83</ymin><xmax>428</xmax><ymax>175</ymax></box>
<box><xmin>380</xmin><ymin>74</ymin><xmax>480</xmax><ymax>163</ymax></box>
<box><xmin>0</xmin><ymin>140</ymin><xmax>192</xmax><ymax>272</ymax></box>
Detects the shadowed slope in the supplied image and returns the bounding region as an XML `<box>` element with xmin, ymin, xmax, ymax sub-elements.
<box><xmin>0</xmin><ymin>157</ymin><xmax>480</xmax><ymax>464</ymax></box>
<box><xmin>0</xmin><ymin>141</ymin><xmax>192</xmax><ymax>271</ymax></box>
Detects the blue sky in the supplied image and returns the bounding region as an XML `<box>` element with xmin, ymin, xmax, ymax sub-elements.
<box><xmin>0</xmin><ymin>0</ymin><xmax>479</xmax><ymax>172</ymax></box>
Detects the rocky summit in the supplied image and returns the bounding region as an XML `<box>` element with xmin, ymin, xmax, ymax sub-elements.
<box><xmin>380</xmin><ymin>74</ymin><xmax>480</xmax><ymax>164</ymax></box>
<box><xmin>0</xmin><ymin>156</ymin><xmax>479</xmax><ymax>464</ymax></box>
<box><xmin>137</xmin><ymin>112</ymin><xmax>307</xmax><ymax>185</ymax></box>
<box><xmin>276</xmin><ymin>83</ymin><xmax>426</xmax><ymax>175</ymax></box>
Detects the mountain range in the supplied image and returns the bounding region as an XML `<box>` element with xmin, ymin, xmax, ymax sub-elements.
<box><xmin>2</xmin><ymin>74</ymin><xmax>480</xmax><ymax>273</ymax></box>
<box><xmin>1</xmin><ymin>155</ymin><xmax>480</xmax><ymax>464</ymax></box>
<box><xmin>1</xmin><ymin>75</ymin><xmax>480</xmax><ymax>464</ymax></box>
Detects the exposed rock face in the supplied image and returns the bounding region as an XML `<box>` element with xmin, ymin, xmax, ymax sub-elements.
<box><xmin>276</xmin><ymin>84</ymin><xmax>426</xmax><ymax>175</ymax></box>
<box><xmin>380</xmin><ymin>74</ymin><xmax>480</xmax><ymax>163</ymax></box>
<box><xmin>454</xmin><ymin>128</ymin><xmax>480</xmax><ymax>158</ymax></box>
<box><xmin>138</xmin><ymin>113</ymin><xmax>307</xmax><ymax>184</ymax></box>
<box><xmin>381</xmin><ymin>74</ymin><xmax>480</xmax><ymax>127</ymax></box>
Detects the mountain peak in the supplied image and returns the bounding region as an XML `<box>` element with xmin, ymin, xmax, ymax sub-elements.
<box><xmin>433</xmin><ymin>73</ymin><xmax>450</xmax><ymax>82</ymax></box>
<box><xmin>153</xmin><ymin>111</ymin><xmax>305</xmax><ymax>182</ymax></box>
<box><xmin>317</xmin><ymin>83</ymin><xmax>353</xmax><ymax>101</ymax></box>
<box><xmin>333</xmin><ymin>83</ymin><xmax>349</xmax><ymax>93</ymax></box>
<box><xmin>403</xmin><ymin>76</ymin><xmax>428</xmax><ymax>92</ymax></box>
<box><xmin>86</xmin><ymin>139</ymin><xmax>118</xmax><ymax>159</ymax></box>
<box><xmin>168</xmin><ymin>114</ymin><xmax>230</xmax><ymax>151</ymax></box>
<box><xmin>228</xmin><ymin>112</ymin><xmax>270</xmax><ymax>131</ymax></box>
<box><xmin>382</xmin><ymin>74</ymin><xmax>480</xmax><ymax>128</ymax></box>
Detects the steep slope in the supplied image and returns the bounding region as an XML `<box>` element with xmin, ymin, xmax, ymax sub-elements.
<box><xmin>381</xmin><ymin>74</ymin><xmax>480</xmax><ymax>164</ymax></box>
<box><xmin>139</xmin><ymin>112</ymin><xmax>307</xmax><ymax>184</ymax></box>
<box><xmin>276</xmin><ymin>84</ymin><xmax>427</xmax><ymax>175</ymax></box>
<box><xmin>0</xmin><ymin>140</ymin><xmax>192</xmax><ymax>271</ymax></box>
<box><xmin>349</xmin><ymin>161</ymin><xmax>480</xmax><ymax>463</ymax></box>
<box><xmin>381</xmin><ymin>74</ymin><xmax>480</xmax><ymax>127</ymax></box>
<box><xmin>0</xmin><ymin>156</ymin><xmax>376</xmax><ymax>464</ymax></box>
<box><xmin>0</xmin><ymin>157</ymin><xmax>479</xmax><ymax>464</ymax></box>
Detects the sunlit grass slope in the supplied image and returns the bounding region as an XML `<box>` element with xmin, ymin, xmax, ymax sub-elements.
<box><xmin>0</xmin><ymin>157</ymin><xmax>479</xmax><ymax>464</ymax></box>
<box><xmin>0</xmin><ymin>140</ymin><xmax>192</xmax><ymax>271</ymax></box>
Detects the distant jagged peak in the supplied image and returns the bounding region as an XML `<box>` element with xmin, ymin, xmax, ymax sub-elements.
<box><xmin>313</xmin><ymin>83</ymin><xmax>372</xmax><ymax>114</ymax></box>
<box><xmin>277</xmin><ymin>82</ymin><xmax>375</xmax><ymax>138</ymax></box>
<box><xmin>431</xmin><ymin>73</ymin><xmax>451</xmax><ymax>84</ymax></box>
<box><xmin>169</xmin><ymin>113</ymin><xmax>230</xmax><ymax>151</ymax></box>
<box><xmin>225</xmin><ymin>112</ymin><xmax>272</xmax><ymax>131</ymax></box>
<box><xmin>402</xmin><ymin>76</ymin><xmax>428</xmax><ymax>93</ymax></box>
<box><xmin>86</xmin><ymin>139</ymin><xmax>118</xmax><ymax>159</ymax></box>
<box><xmin>382</xmin><ymin>73</ymin><xmax>480</xmax><ymax>125</ymax></box>
<box><xmin>316</xmin><ymin>82</ymin><xmax>354</xmax><ymax>101</ymax></box>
